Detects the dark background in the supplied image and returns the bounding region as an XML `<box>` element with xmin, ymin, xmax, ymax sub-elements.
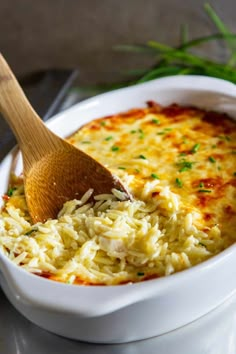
<box><xmin>0</xmin><ymin>0</ymin><xmax>234</xmax><ymax>84</ymax></box>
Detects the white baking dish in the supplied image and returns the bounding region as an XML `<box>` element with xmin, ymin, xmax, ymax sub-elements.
<box><xmin>0</xmin><ymin>75</ymin><xmax>236</xmax><ymax>344</ymax></box>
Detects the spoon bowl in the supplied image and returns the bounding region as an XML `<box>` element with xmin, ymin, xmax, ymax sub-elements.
<box><xmin>0</xmin><ymin>54</ymin><xmax>130</xmax><ymax>223</ymax></box>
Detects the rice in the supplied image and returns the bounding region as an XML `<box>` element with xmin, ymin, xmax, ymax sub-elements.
<box><xmin>0</xmin><ymin>182</ymin><xmax>222</xmax><ymax>285</ymax></box>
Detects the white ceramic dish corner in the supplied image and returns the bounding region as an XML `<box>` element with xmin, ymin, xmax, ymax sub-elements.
<box><xmin>1</xmin><ymin>75</ymin><xmax>236</xmax><ymax>344</ymax></box>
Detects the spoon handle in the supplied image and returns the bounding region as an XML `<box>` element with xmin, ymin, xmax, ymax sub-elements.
<box><xmin>0</xmin><ymin>53</ymin><xmax>62</xmax><ymax>171</ymax></box>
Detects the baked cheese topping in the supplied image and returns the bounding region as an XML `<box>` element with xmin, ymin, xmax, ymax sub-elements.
<box><xmin>70</xmin><ymin>102</ymin><xmax>236</xmax><ymax>243</ymax></box>
<box><xmin>0</xmin><ymin>102</ymin><xmax>236</xmax><ymax>285</ymax></box>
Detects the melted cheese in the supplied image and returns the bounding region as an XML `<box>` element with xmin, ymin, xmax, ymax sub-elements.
<box><xmin>70</xmin><ymin>102</ymin><xmax>236</xmax><ymax>248</ymax></box>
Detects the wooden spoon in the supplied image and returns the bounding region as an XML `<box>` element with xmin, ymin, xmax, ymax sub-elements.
<box><xmin>0</xmin><ymin>54</ymin><xmax>130</xmax><ymax>223</ymax></box>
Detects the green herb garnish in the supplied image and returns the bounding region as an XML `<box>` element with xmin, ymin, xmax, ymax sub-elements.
<box><xmin>131</xmin><ymin>130</ymin><xmax>137</xmax><ymax>134</ymax></box>
<box><xmin>198</xmin><ymin>189</ymin><xmax>212</xmax><ymax>193</ymax></box>
<box><xmin>111</xmin><ymin>146</ymin><xmax>119</xmax><ymax>151</ymax></box>
<box><xmin>175</xmin><ymin>178</ymin><xmax>183</xmax><ymax>188</ymax></box>
<box><xmin>137</xmin><ymin>272</ymin><xmax>145</xmax><ymax>276</ymax></box>
<box><xmin>151</xmin><ymin>173</ymin><xmax>160</xmax><ymax>179</ymax></box>
<box><xmin>105</xmin><ymin>136</ymin><xmax>113</xmax><ymax>141</ymax></box>
<box><xmin>81</xmin><ymin>141</ymin><xmax>91</xmax><ymax>144</ymax></box>
<box><xmin>191</xmin><ymin>143</ymin><xmax>200</xmax><ymax>154</ymax></box>
<box><xmin>138</xmin><ymin>129</ymin><xmax>145</xmax><ymax>139</ymax></box>
<box><xmin>100</xmin><ymin>121</ymin><xmax>106</xmax><ymax>126</ymax></box>
<box><xmin>118</xmin><ymin>166</ymin><xmax>126</xmax><ymax>170</ymax></box>
<box><xmin>199</xmin><ymin>242</ymin><xmax>207</xmax><ymax>247</ymax></box>
<box><xmin>157</xmin><ymin>128</ymin><xmax>172</xmax><ymax>135</ymax></box>
<box><xmin>208</xmin><ymin>156</ymin><xmax>216</xmax><ymax>163</ymax></box>
<box><xmin>7</xmin><ymin>187</ymin><xmax>16</xmax><ymax>197</ymax></box>
<box><xmin>199</xmin><ymin>182</ymin><xmax>204</xmax><ymax>188</ymax></box>
<box><xmin>152</xmin><ymin>118</ymin><xmax>160</xmax><ymax>124</ymax></box>
<box><xmin>139</xmin><ymin>154</ymin><xmax>147</xmax><ymax>159</ymax></box>
<box><xmin>218</xmin><ymin>135</ymin><xmax>231</xmax><ymax>141</ymax></box>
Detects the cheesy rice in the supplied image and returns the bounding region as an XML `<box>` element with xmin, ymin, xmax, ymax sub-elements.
<box><xmin>1</xmin><ymin>101</ymin><xmax>236</xmax><ymax>285</ymax></box>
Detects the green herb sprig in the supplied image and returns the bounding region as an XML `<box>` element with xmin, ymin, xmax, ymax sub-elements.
<box><xmin>113</xmin><ymin>1</ymin><xmax>236</xmax><ymax>86</ymax></box>
<box><xmin>25</xmin><ymin>227</ymin><xmax>38</xmax><ymax>236</ymax></box>
<box><xmin>76</xmin><ymin>4</ymin><xmax>236</xmax><ymax>94</ymax></box>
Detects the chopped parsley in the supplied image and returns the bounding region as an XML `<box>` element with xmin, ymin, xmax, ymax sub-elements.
<box><xmin>208</xmin><ymin>156</ymin><xmax>216</xmax><ymax>163</ymax></box>
<box><xmin>175</xmin><ymin>178</ymin><xmax>183</xmax><ymax>188</ymax></box>
<box><xmin>179</xmin><ymin>152</ymin><xmax>187</xmax><ymax>157</ymax></box>
<box><xmin>157</xmin><ymin>128</ymin><xmax>172</xmax><ymax>135</ymax></box>
<box><xmin>139</xmin><ymin>154</ymin><xmax>147</xmax><ymax>160</ymax></box>
<box><xmin>25</xmin><ymin>227</ymin><xmax>38</xmax><ymax>236</ymax></box>
<box><xmin>81</xmin><ymin>141</ymin><xmax>91</xmax><ymax>144</ymax></box>
<box><xmin>152</xmin><ymin>118</ymin><xmax>160</xmax><ymax>124</ymax></box>
<box><xmin>199</xmin><ymin>182</ymin><xmax>204</xmax><ymax>188</ymax></box>
<box><xmin>191</xmin><ymin>143</ymin><xmax>200</xmax><ymax>154</ymax></box>
<box><xmin>177</xmin><ymin>160</ymin><xmax>194</xmax><ymax>172</ymax></box>
<box><xmin>135</xmin><ymin>168</ymin><xmax>140</xmax><ymax>173</ymax></box>
<box><xmin>137</xmin><ymin>272</ymin><xmax>145</xmax><ymax>276</ymax></box>
<box><xmin>130</xmin><ymin>130</ymin><xmax>137</xmax><ymax>134</ymax></box>
<box><xmin>198</xmin><ymin>189</ymin><xmax>212</xmax><ymax>193</ymax></box>
<box><xmin>105</xmin><ymin>136</ymin><xmax>113</xmax><ymax>141</ymax></box>
<box><xmin>199</xmin><ymin>242</ymin><xmax>206</xmax><ymax>247</ymax></box>
<box><xmin>212</xmin><ymin>144</ymin><xmax>217</xmax><ymax>148</ymax></box>
<box><xmin>151</xmin><ymin>173</ymin><xmax>160</xmax><ymax>179</ymax></box>
<box><xmin>118</xmin><ymin>166</ymin><xmax>126</xmax><ymax>170</ymax></box>
<box><xmin>7</xmin><ymin>187</ymin><xmax>16</xmax><ymax>197</ymax></box>
<box><xmin>111</xmin><ymin>146</ymin><xmax>119</xmax><ymax>152</ymax></box>
<box><xmin>218</xmin><ymin>135</ymin><xmax>231</xmax><ymax>141</ymax></box>
<box><xmin>100</xmin><ymin>121</ymin><xmax>106</xmax><ymax>126</ymax></box>
<box><xmin>138</xmin><ymin>129</ymin><xmax>145</xmax><ymax>139</ymax></box>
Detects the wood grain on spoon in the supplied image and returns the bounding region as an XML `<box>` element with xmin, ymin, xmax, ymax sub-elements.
<box><xmin>0</xmin><ymin>54</ymin><xmax>130</xmax><ymax>223</ymax></box>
